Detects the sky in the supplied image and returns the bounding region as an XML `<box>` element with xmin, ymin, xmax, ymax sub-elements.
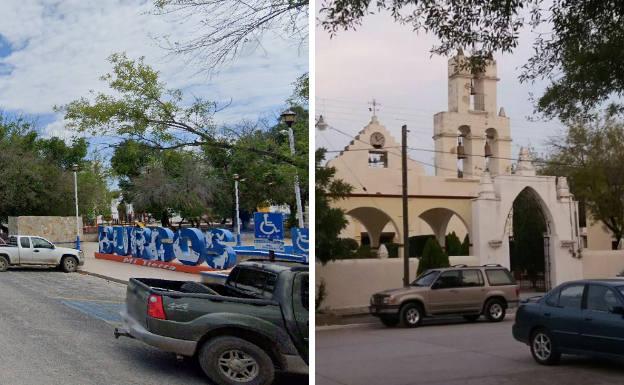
<box><xmin>0</xmin><ymin>0</ymin><xmax>308</xmax><ymax>151</ymax></box>
<box><xmin>315</xmin><ymin>7</ymin><xmax>566</xmax><ymax>173</ymax></box>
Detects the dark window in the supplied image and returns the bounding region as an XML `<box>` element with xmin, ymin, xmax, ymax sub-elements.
<box><xmin>578</xmin><ymin>200</ymin><xmax>587</xmax><ymax>228</ymax></box>
<box><xmin>32</xmin><ymin>237</ymin><xmax>53</xmax><ymax>249</ymax></box>
<box><xmin>20</xmin><ymin>237</ymin><xmax>30</xmax><ymax>248</ymax></box>
<box><xmin>485</xmin><ymin>269</ymin><xmax>515</xmax><ymax>286</ymax></box>
<box><xmin>558</xmin><ymin>284</ymin><xmax>584</xmax><ymax>309</ymax></box>
<box><xmin>8</xmin><ymin>236</ymin><xmax>18</xmax><ymax>247</ymax></box>
<box><xmin>586</xmin><ymin>285</ymin><xmax>621</xmax><ymax>312</ymax></box>
<box><xmin>461</xmin><ymin>270</ymin><xmax>484</xmax><ymax>287</ymax></box>
<box><xmin>229</xmin><ymin>267</ymin><xmax>278</xmax><ymax>299</ymax></box>
<box><xmin>435</xmin><ymin>270</ymin><xmax>461</xmax><ymax>289</ymax></box>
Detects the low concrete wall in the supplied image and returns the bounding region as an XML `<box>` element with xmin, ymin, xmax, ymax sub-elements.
<box><xmin>582</xmin><ymin>249</ymin><xmax>624</xmax><ymax>278</ymax></box>
<box><xmin>8</xmin><ymin>216</ymin><xmax>82</xmax><ymax>244</ymax></box>
<box><xmin>316</xmin><ymin>256</ymin><xmax>479</xmax><ymax>314</ymax></box>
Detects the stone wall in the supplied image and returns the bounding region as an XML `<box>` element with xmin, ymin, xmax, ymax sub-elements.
<box><xmin>8</xmin><ymin>216</ymin><xmax>82</xmax><ymax>245</ymax></box>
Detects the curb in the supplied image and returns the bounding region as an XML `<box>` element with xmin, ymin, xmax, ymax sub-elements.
<box><xmin>78</xmin><ymin>269</ymin><xmax>128</xmax><ymax>285</ymax></box>
<box><xmin>316</xmin><ymin>323</ymin><xmax>378</xmax><ymax>331</ymax></box>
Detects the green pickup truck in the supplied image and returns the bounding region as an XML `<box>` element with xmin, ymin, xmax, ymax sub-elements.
<box><xmin>115</xmin><ymin>260</ymin><xmax>308</xmax><ymax>385</ymax></box>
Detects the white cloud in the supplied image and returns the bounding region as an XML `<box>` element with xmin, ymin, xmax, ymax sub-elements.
<box><xmin>0</xmin><ymin>0</ymin><xmax>307</xmax><ymax>138</ymax></box>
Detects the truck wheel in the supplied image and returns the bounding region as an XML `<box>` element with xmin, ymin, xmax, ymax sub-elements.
<box><xmin>399</xmin><ymin>303</ymin><xmax>423</xmax><ymax>328</ymax></box>
<box><xmin>199</xmin><ymin>336</ymin><xmax>274</xmax><ymax>385</ymax></box>
<box><xmin>484</xmin><ymin>298</ymin><xmax>506</xmax><ymax>322</ymax></box>
<box><xmin>61</xmin><ymin>256</ymin><xmax>78</xmax><ymax>273</ymax></box>
<box><xmin>0</xmin><ymin>256</ymin><xmax>8</xmax><ymax>272</ymax></box>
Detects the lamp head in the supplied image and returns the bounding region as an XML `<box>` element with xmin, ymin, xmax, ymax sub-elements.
<box><xmin>280</xmin><ymin>110</ymin><xmax>297</xmax><ymax>127</ymax></box>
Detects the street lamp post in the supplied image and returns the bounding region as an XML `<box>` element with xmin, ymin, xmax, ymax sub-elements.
<box><xmin>72</xmin><ymin>163</ymin><xmax>80</xmax><ymax>251</ymax></box>
<box><xmin>234</xmin><ymin>174</ymin><xmax>242</xmax><ymax>246</ymax></box>
<box><xmin>281</xmin><ymin>110</ymin><xmax>304</xmax><ymax>229</ymax></box>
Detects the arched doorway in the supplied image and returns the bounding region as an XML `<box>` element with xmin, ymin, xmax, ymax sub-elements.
<box><xmin>418</xmin><ymin>208</ymin><xmax>470</xmax><ymax>256</ymax></box>
<box><xmin>506</xmin><ymin>187</ymin><xmax>553</xmax><ymax>292</ymax></box>
<box><xmin>344</xmin><ymin>207</ymin><xmax>400</xmax><ymax>253</ymax></box>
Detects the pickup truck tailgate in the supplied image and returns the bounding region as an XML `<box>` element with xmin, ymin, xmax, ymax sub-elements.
<box><xmin>126</xmin><ymin>278</ymin><xmax>150</xmax><ymax>327</ymax></box>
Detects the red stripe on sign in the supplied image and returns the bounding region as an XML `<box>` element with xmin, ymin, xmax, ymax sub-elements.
<box><xmin>94</xmin><ymin>253</ymin><xmax>217</xmax><ymax>274</ymax></box>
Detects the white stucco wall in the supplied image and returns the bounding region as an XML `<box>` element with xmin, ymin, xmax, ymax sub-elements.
<box><xmin>582</xmin><ymin>250</ymin><xmax>624</xmax><ymax>278</ymax></box>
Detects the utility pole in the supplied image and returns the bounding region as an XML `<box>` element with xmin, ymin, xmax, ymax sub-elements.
<box><xmin>402</xmin><ymin>125</ymin><xmax>410</xmax><ymax>287</ymax></box>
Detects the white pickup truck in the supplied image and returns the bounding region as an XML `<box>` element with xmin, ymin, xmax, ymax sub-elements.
<box><xmin>0</xmin><ymin>235</ymin><xmax>84</xmax><ymax>272</ymax></box>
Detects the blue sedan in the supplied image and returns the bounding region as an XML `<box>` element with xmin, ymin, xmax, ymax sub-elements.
<box><xmin>513</xmin><ymin>279</ymin><xmax>624</xmax><ymax>365</ymax></box>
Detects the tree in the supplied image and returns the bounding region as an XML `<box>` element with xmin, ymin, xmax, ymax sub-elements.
<box><xmin>540</xmin><ymin>113</ymin><xmax>624</xmax><ymax>247</ymax></box>
<box><xmin>57</xmin><ymin>53</ymin><xmax>304</xmax><ymax>170</ymax></box>
<box><xmin>417</xmin><ymin>238</ymin><xmax>449</xmax><ymax>275</ymax></box>
<box><xmin>510</xmin><ymin>189</ymin><xmax>547</xmax><ymax>283</ymax></box>
<box><xmin>320</xmin><ymin>1</ymin><xmax>624</xmax><ymax>122</ymax></box>
<box><xmin>445</xmin><ymin>232</ymin><xmax>462</xmax><ymax>256</ymax></box>
<box><xmin>0</xmin><ymin>114</ymin><xmax>110</xmax><ymax>223</ymax></box>
<box><xmin>460</xmin><ymin>234</ymin><xmax>470</xmax><ymax>255</ymax></box>
<box><xmin>152</xmin><ymin>0</ymin><xmax>308</xmax><ymax>70</ymax></box>
<box><xmin>316</xmin><ymin>148</ymin><xmax>353</xmax><ymax>264</ymax></box>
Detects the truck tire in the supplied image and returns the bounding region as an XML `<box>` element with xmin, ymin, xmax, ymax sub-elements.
<box><xmin>61</xmin><ymin>256</ymin><xmax>78</xmax><ymax>273</ymax></box>
<box><xmin>198</xmin><ymin>336</ymin><xmax>274</xmax><ymax>385</ymax></box>
<box><xmin>0</xmin><ymin>256</ymin><xmax>8</xmax><ymax>272</ymax></box>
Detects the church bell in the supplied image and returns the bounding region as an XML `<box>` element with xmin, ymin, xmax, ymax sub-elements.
<box><xmin>484</xmin><ymin>141</ymin><xmax>493</xmax><ymax>158</ymax></box>
<box><xmin>457</xmin><ymin>138</ymin><xmax>467</xmax><ymax>160</ymax></box>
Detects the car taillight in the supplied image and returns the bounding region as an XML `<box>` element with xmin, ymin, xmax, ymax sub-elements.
<box><xmin>147</xmin><ymin>294</ymin><xmax>166</xmax><ymax>320</ymax></box>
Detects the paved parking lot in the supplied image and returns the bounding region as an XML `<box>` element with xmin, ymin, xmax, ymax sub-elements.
<box><xmin>0</xmin><ymin>268</ymin><xmax>306</xmax><ymax>385</ymax></box>
<box><xmin>316</xmin><ymin>316</ymin><xmax>624</xmax><ymax>385</ymax></box>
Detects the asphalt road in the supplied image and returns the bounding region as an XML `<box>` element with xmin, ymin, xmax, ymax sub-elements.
<box><xmin>0</xmin><ymin>268</ymin><xmax>307</xmax><ymax>385</ymax></box>
<box><xmin>316</xmin><ymin>316</ymin><xmax>624</xmax><ymax>385</ymax></box>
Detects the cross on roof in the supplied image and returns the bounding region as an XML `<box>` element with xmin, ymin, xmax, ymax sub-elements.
<box><xmin>368</xmin><ymin>99</ymin><xmax>380</xmax><ymax>116</ymax></box>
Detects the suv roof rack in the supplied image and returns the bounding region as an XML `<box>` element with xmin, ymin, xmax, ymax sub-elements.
<box><xmin>451</xmin><ymin>264</ymin><xmax>468</xmax><ymax>268</ymax></box>
<box><xmin>482</xmin><ymin>263</ymin><xmax>503</xmax><ymax>267</ymax></box>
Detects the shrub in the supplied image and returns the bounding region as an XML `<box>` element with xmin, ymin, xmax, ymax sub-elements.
<box><xmin>385</xmin><ymin>242</ymin><xmax>400</xmax><ymax>258</ymax></box>
<box><xmin>409</xmin><ymin>235</ymin><xmax>436</xmax><ymax>257</ymax></box>
<box><xmin>461</xmin><ymin>234</ymin><xmax>470</xmax><ymax>255</ymax></box>
<box><xmin>445</xmin><ymin>232</ymin><xmax>463</xmax><ymax>256</ymax></box>
<box><xmin>417</xmin><ymin>238</ymin><xmax>450</xmax><ymax>275</ymax></box>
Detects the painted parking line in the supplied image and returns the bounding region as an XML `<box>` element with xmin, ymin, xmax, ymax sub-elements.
<box><xmin>61</xmin><ymin>299</ymin><xmax>124</xmax><ymax>324</ymax></box>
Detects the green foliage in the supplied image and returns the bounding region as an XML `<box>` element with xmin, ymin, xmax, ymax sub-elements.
<box><xmin>445</xmin><ymin>232</ymin><xmax>463</xmax><ymax>256</ymax></box>
<box><xmin>540</xmin><ymin>114</ymin><xmax>624</xmax><ymax>245</ymax></box>
<box><xmin>57</xmin><ymin>53</ymin><xmax>303</xmax><ymax>169</ymax></box>
<box><xmin>417</xmin><ymin>238</ymin><xmax>450</xmax><ymax>275</ymax></box>
<box><xmin>510</xmin><ymin>189</ymin><xmax>546</xmax><ymax>279</ymax></box>
<box><xmin>409</xmin><ymin>235</ymin><xmax>436</xmax><ymax>257</ymax></box>
<box><xmin>385</xmin><ymin>242</ymin><xmax>400</xmax><ymax>258</ymax></box>
<box><xmin>316</xmin><ymin>148</ymin><xmax>354</xmax><ymax>263</ymax></box>
<box><xmin>461</xmin><ymin>234</ymin><xmax>470</xmax><ymax>255</ymax></box>
<box><xmin>0</xmin><ymin>114</ymin><xmax>110</xmax><ymax>222</ymax></box>
<box><xmin>320</xmin><ymin>0</ymin><xmax>624</xmax><ymax>121</ymax></box>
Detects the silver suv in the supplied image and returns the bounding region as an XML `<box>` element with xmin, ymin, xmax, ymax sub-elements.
<box><xmin>370</xmin><ymin>265</ymin><xmax>520</xmax><ymax>327</ymax></box>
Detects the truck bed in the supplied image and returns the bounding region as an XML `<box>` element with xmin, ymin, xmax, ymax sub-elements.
<box><xmin>133</xmin><ymin>278</ymin><xmax>258</xmax><ymax>299</ymax></box>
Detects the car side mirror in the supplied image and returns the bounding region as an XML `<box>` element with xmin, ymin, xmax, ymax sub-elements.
<box><xmin>432</xmin><ymin>281</ymin><xmax>441</xmax><ymax>290</ymax></box>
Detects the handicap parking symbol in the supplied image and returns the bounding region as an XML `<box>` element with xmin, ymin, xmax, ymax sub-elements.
<box><xmin>254</xmin><ymin>212</ymin><xmax>284</xmax><ymax>240</ymax></box>
<box><xmin>291</xmin><ymin>227</ymin><xmax>309</xmax><ymax>256</ymax></box>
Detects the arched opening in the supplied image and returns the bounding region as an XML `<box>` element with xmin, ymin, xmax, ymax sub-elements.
<box><xmin>457</xmin><ymin>125</ymin><xmax>471</xmax><ymax>178</ymax></box>
<box><xmin>506</xmin><ymin>187</ymin><xmax>553</xmax><ymax>292</ymax></box>
<box><xmin>417</xmin><ymin>208</ymin><xmax>470</xmax><ymax>257</ymax></box>
<box><xmin>485</xmin><ymin>128</ymin><xmax>499</xmax><ymax>174</ymax></box>
<box><xmin>341</xmin><ymin>207</ymin><xmax>400</xmax><ymax>258</ymax></box>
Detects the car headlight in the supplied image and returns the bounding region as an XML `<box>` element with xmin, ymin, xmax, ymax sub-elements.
<box><xmin>382</xmin><ymin>297</ymin><xmax>392</xmax><ymax>305</ymax></box>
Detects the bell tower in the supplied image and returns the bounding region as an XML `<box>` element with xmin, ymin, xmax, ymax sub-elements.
<box><xmin>433</xmin><ymin>51</ymin><xmax>512</xmax><ymax>178</ymax></box>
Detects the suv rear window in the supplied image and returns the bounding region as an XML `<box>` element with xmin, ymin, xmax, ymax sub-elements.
<box><xmin>228</xmin><ymin>267</ymin><xmax>278</xmax><ymax>299</ymax></box>
<box><xmin>485</xmin><ymin>269</ymin><xmax>515</xmax><ymax>286</ymax></box>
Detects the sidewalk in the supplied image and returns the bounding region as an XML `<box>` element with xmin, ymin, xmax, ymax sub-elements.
<box><xmin>78</xmin><ymin>242</ymin><xmax>201</xmax><ymax>284</ymax></box>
